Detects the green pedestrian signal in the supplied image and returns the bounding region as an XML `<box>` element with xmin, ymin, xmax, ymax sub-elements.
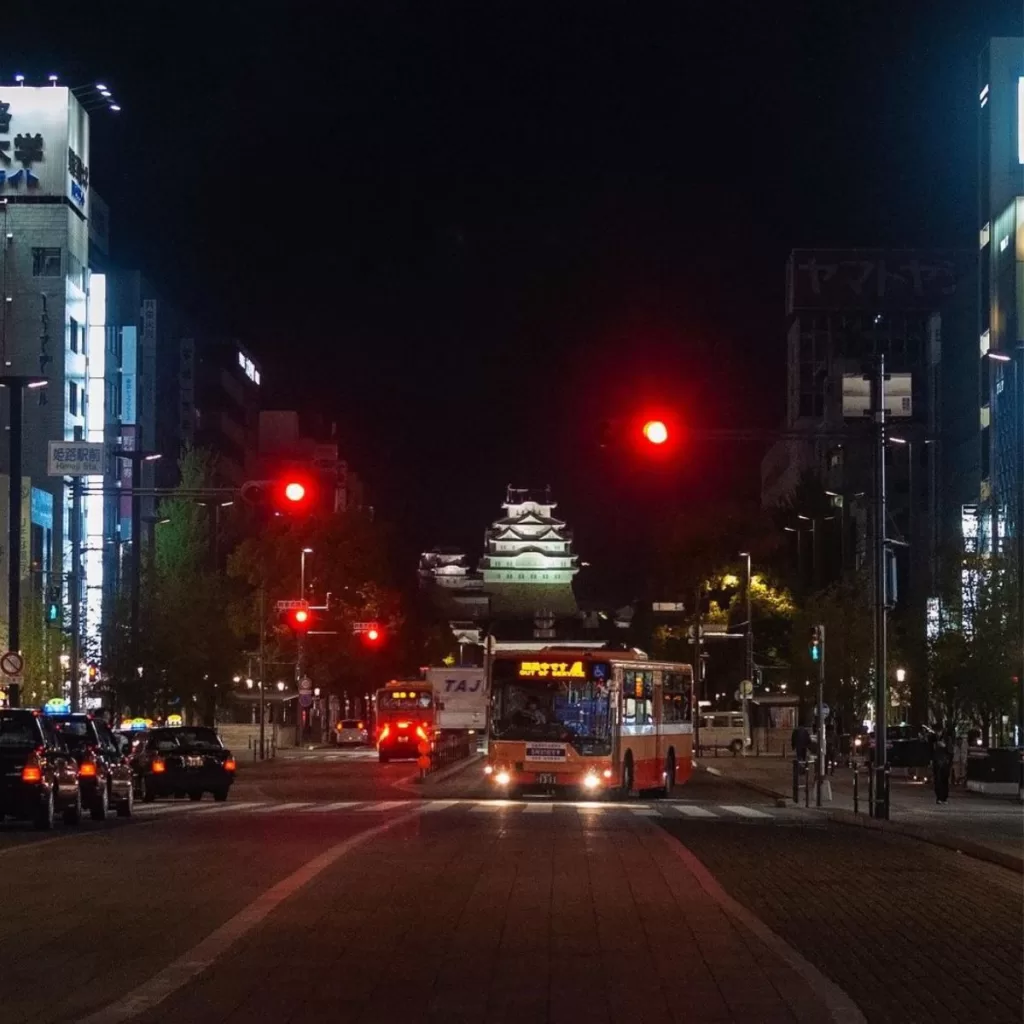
<box><xmin>809</xmin><ymin>625</ymin><xmax>822</xmax><ymax>662</ymax></box>
<box><xmin>45</xmin><ymin>587</ymin><xmax>60</xmax><ymax>624</ymax></box>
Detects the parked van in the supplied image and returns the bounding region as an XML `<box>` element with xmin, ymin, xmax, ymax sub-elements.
<box><xmin>697</xmin><ymin>711</ymin><xmax>749</xmax><ymax>755</ymax></box>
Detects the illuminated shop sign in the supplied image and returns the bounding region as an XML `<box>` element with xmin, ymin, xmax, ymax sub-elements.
<box><xmin>238</xmin><ymin>350</ymin><xmax>261</xmax><ymax>385</ymax></box>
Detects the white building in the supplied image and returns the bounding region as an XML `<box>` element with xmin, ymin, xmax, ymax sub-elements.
<box><xmin>480</xmin><ymin>486</ymin><xmax>579</xmax><ymax>586</ymax></box>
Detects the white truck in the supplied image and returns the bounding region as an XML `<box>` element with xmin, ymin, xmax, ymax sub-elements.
<box><xmin>427</xmin><ymin>667</ymin><xmax>488</xmax><ymax>737</ymax></box>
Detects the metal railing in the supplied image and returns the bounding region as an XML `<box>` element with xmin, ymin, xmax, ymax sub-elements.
<box><xmin>421</xmin><ymin>732</ymin><xmax>472</xmax><ymax>779</ymax></box>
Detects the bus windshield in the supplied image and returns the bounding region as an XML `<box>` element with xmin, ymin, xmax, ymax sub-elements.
<box><xmin>492</xmin><ymin>679</ymin><xmax>612</xmax><ymax>755</ymax></box>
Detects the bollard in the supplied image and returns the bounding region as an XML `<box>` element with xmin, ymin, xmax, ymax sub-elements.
<box><xmin>883</xmin><ymin>763</ymin><xmax>891</xmax><ymax>820</ymax></box>
<box><xmin>792</xmin><ymin>759</ymin><xmax>799</xmax><ymax>803</ymax></box>
<box><xmin>853</xmin><ymin>764</ymin><xmax>859</xmax><ymax>814</ymax></box>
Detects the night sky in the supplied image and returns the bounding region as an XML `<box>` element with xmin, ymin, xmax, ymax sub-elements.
<box><xmin>8</xmin><ymin>1</ymin><xmax>1023</xmax><ymax>594</ymax></box>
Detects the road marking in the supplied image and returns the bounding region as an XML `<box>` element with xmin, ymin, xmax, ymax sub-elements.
<box><xmin>522</xmin><ymin>803</ymin><xmax>552</xmax><ymax>814</ymax></box>
<box><xmin>631</xmin><ymin>807</ymin><xmax>660</xmax><ymax>816</ymax></box>
<box><xmin>251</xmin><ymin>802</ymin><xmax>312</xmax><ymax>813</ymax></box>
<box><xmin>673</xmin><ymin>805</ymin><xmax>717</xmax><ymax>818</ymax></box>
<box><xmin>79</xmin><ymin>810</ymin><xmax>424</xmax><ymax>1024</ymax></box>
<box><xmin>651</xmin><ymin>826</ymin><xmax>866</xmax><ymax>1024</ymax></box>
<box><xmin>303</xmin><ymin>801</ymin><xmax>365</xmax><ymax>812</ymax></box>
<box><xmin>356</xmin><ymin>801</ymin><xmax>412</xmax><ymax>812</ymax></box>
<box><xmin>470</xmin><ymin>801</ymin><xmax>516</xmax><ymax>812</ymax></box>
<box><xmin>194</xmin><ymin>801</ymin><xmax>267</xmax><ymax>814</ymax></box>
<box><xmin>417</xmin><ymin>800</ymin><xmax>459</xmax><ymax>812</ymax></box>
<box><xmin>721</xmin><ymin>805</ymin><xmax>772</xmax><ymax>818</ymax></box>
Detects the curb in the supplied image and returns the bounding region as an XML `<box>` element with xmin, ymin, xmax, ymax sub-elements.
<box><xmin>702</xmin><ymin>764</ymin><xmax>1024</xmax><ymax>875</ymax></box>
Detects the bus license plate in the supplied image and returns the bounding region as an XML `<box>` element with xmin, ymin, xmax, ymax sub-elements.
<box><xmin>537</xmin><ymin>773</ymin><xmax>557</xmax><ymax>785</ymax></box>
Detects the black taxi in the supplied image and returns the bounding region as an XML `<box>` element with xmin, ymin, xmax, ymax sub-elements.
<box><xmin>133</xmin><ymin>726</ymin><xmax>236</xmax><ymax>802</ymax></box>
<box><xmin>49</xmin><ymin>713</ymin><xmax>134</xmax><ymax>819</ymax></box>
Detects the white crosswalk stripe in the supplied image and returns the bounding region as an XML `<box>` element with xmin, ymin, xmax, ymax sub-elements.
<box><xmin>356</xmin><ymin>801</ymin><xmax>412</xmax><ymax>812</ymax></box>
<box><xmin>630</xmin><ymin>807</ymin><xmax>661</xmax><ymax>817</ymax></box>
<box><xmin>251</xmin><ymin>802</ymin><xmax>313</xmax><ymax>813</ymax></box>
<box><xmin>470</xmin><ymin>801</ymin><xmax>517</xmax><ymax>812</ymax></box>
<box><xmin>417</xmin><ymin>800</ymin><xmax>459</xmax><ymax>812</ymax></box>
<box><xmin>720</xmin><ymin>805</ymin><xmax>772</xmax><ymax>818</ymax></box>
<box><xmin>194</xmin><ymin>801</ymin><xmax>267</xmax><ymax>814</ymax></box>
<box><xmin>672</xmin><ymin>805</ymin><xmax>718</xmax><ymax>818</ymax></box>
<box><xmin>303</xmin><ymin>801</ymin><xmax>365</xmax><ymax>812</ymax></box>
<box><xmin>522</xmin><ymin>803</ymin><xmax>553</xmax><ymax>814</ymax></box>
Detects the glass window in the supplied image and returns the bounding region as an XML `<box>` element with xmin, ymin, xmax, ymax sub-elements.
<box><xmin>32</xmin><ymin>247</ymin><xmax>61</xmax><ymax>277</ymax></box>
<box><xmin>69</xmin><ymin>317</ymin><xmax>81</xmax><ymax>353</ymax></box>
<box><xmin>662</xmin><ymin>670</ymin><xmax>693</xmax><ymax>724</ymax></box>
<box><xmin>623</xmin><ymin>671</ymin><xmax>654</xmax><ymax>725</ymax></box>
<box><xmin>0</xmin><ymin>712</ymin><xmax>38</xmax><ymax>748</ymax></box>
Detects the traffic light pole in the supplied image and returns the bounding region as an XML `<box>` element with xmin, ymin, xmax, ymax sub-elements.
<box><xmin>69</xmin><ymin>466</ymin><xmax>82</xmax><ymax>712</ymax></box>
<box><xmin>258</xmin><ymin>580</ymin><xmax>267</xmax><ymax>760</ymax></box>
<box><xmin>6</xmin><ymin>384</ymin><xmax>22</xmax><ymax>705</ymax></box>
<box><xmin>872</xmin><ymin>356</ymin><xmax>890</xmax><ymax>820</ymax></box>
<box><xmin>816</xmin><ymin>624</ymin><xmax>826</xmax><ymax>807</ymax></box>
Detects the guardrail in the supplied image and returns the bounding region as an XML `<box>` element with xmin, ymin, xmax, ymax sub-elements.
<box><xmin>421</xmin><ymin>732</ymin><xmax>472</xmax><ymax>779</ymax></box>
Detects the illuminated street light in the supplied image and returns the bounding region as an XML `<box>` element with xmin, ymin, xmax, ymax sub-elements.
<box><xmin>895</xmin><ymin>667</ymin><xmax>906</xmax><ymax>684</ymax></box>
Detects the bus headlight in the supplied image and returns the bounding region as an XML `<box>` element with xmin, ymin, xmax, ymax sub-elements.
<box><xmin>483</xmin><ymin>764</ymin><xmax>494</xmax><ymax>775</ymax></box>
<box><xmin>495</xmin><ymin>771</ymin><xmax>511</xmax><ymax>786</ymax></box>
<box><xmin>583</xmin><ymin>773</ymin><xmax>601</xmax><ymax>790</ymax></box>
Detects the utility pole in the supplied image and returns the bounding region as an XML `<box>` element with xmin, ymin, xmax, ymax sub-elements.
<box><xmin>871</xmin><ymin>355</ymin><xmax>890</xmax><ymax>820</ymax></box>
<box><xmin>741</xmin><ymin>551</ymin><xmax>754</xmax><ymax>756</ymax></box>
<box><xmin>692</xmin><ymin>580</ymin><xmax>703</xmax><ymax>755</ymax></box>
<box><xmin>69</xmin><ymin>427</ymin><xmax>83</xmax><ymax>712</ymax></box>
<box><xmin>1016</xmin><ymin>351</ymin><xmax>1024</xmax><ymax>803</ymax></box>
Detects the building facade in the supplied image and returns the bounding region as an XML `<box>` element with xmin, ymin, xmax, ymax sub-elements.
<box><xmin>977</xmin><ymin>37</ymin><xmax>1024</xmax><ymax>554</ymax></box>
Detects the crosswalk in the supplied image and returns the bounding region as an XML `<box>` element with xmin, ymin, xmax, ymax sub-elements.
<box><xmin>134</xmin><ymin>798</ymin><xmax>798</xmax><ymax>821</ymax></box>
<box><xmin>278</xmin><ymin>749</ymin><xmax>380</xmax><ymax>763</ymax></box>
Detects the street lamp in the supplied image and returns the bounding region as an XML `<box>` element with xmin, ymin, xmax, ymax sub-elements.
<box><xmin>196</xmin><ymin>499</ymin><xmax>235</xmax><ymax>570</ymax></box>
<box><xmin>895</xmin><ymin>667</ymin><xmax>906</xmax><ymax>684</ymax></box>
<box><xmin>115</xmin><ymin>448</ymin><xmax>162</xmax><ymax>667</ymax></box>
<box><xmin>0</xmin><ymin>375</ymin><xmax>47</xmax><ymax>705</ymax></box>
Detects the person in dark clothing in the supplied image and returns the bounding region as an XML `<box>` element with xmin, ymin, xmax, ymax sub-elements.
<box><xmin>931</xmin><ymin>738</ymin><xmax>952</xmax><ymax>803</ymax></box>
<box><xmin>791</xmin><ymin>723</ymin><xmax>811</xmax><ymax>763</ymax></box>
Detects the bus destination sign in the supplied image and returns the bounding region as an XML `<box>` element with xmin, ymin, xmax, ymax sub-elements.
<box><xmin>518</xmin><ymin>660</ymin><xmax>586</xmax><ymax>679</ymax></box>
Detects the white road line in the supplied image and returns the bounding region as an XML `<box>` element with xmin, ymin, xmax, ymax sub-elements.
<box><xmin>522</xmin><ymin>803</ymin><xmax>553</xmax><ymax>814</ymax></box>
<box><xmin>470</xmin><ymin>801</ymin><xmax>516</xmax><ymax>812</ymax></box>
<box><xmin>356</xmin><ymin>801</ymin><xmax>412</xmax><ymax>812</ymax></box>
<box><xmin>136</xmin><ymin>803</ymin><xmax>195</xmax><ymax>814</ymax></box>
<box><xmin>250</xmin><ymin>802</ymin><xmax>313</xmax><ymax>813</ymax></box>
<box><xmin>302</xmin><ymin>801</ymin><xmax>366</xmax><ymax>812</ymax></box>
<box><xmin>79</xmin><ymin>810</ymin><xmax>425</xmax><ymax>1024</ymax></box>
<box><xmin>720</xmin><ymin>805</ymin><xmax>772</xmax><ymax>818</ymax></box>
<box><xmin>630</xmin><ymin>807</ymin><xmax>660</xmax><ymax>817</ymax></box>
<box><xmin>194</xmin><ymin>801</ymin><xmax>267</xmax><ymax>814</ymax></box>
<box><xmin>417</xmin><ymin>800</ymin><xmax>460</xmax><ymax>812</ymax></box>
<box><xmin>673</xmin><ymin>805</ymin><xmax>717</xmax><ymax>818</ymax></box>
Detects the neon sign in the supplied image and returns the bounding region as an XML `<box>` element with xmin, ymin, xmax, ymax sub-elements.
<box><xmin>518</xmin><ymin>660</ymin><xmax>586</xmax><ymax>679</ymax></box>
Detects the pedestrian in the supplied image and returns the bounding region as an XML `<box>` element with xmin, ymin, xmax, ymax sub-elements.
<box><xmin>791</xmin><ymin>722</ymin><xmax>811</xmax><ymax>763</ymax></box>
<box><xmin>931</xmin><ymin>737</ymin><xmax>952</xmax><ymax>804</ymax></box>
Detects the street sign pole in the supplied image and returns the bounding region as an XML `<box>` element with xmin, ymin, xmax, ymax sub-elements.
<box><xmin>69</xmin><ymin>428</ymin><xmax>83</xmax><ymax>712</ymax></box>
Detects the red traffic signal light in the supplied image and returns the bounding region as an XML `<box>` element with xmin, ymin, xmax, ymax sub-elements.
<box><xmin>642</xmin><ymin>420</ymin><xmax>669</xmax><ymax>445</ymax></box>
<box><xmin>366</xmin><ymin>627</ymin><xmax>380</xmax><ymax>642</ymax></box>
<box><xmin>273</xmin><ymin>473</ymin><xmax>317</xmax><ymax>514</ymax></box>
<box><xmin>288</xmin><ymin>607</ymin><xmax>312</xmax><ymax>632</ymax></box>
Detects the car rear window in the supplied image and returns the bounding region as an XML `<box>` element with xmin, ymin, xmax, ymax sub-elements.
<box><xmin>0</xmin><ymin>714</ymin><xmax>39</xmax><ymax>748</ymax></box>
<box><xmin>150</xmin><ymin>727</ymin><xmax>222</xmax><ymax>750</ymax></box>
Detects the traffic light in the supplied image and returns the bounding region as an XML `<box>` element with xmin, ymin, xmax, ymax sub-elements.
<box><xmin>287</xmin><ymin>607</ymin><xmax>312</xmax><ymax>633</ymax></box>
<box><xmin>274</xmin><ymin>473</ymin><xmax>316</xmax><ymax>515</ymax></box>
<box><xmin>87</xmin><ymin>663</ymin><xmax>99</xmax><ymax>683</ymax></box>
<box><xmin>809</xmin><ymin>625</ymin><xmax>823</xmax><ymax>663</ymax></box>
<box><xmin>642</xmin><ymin>419</ymin><xmax>669</xmax><ymax>445</ymax></box>
<box><xmin>46</xmin><ymin>587</ymin><xmax>60</xmax><ymax>624</ymax></box>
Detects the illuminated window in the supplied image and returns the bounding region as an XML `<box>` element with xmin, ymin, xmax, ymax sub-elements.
<box><xmin>1000</xmin><ymin>235</ymin><xmax>1010</xmax><ymax>253</ymax></box>
<box><xmin>980</xmin><ymin>84</ymin><xmax>989</xmax><ymax>107</ymax></box>
<box><xmin>980</xmin><ymin>330</ymin><xmax>991</xmax><ymax>355</ymax></box>
<box><xmin>980</xmin><ymin>405</ymin><xmax>990</xmax><ymax>429</ymax></box>
<box><xmin>979</xmin><ymin>223</ymin><xmax>990</xmax><ymax>248</ymax></box>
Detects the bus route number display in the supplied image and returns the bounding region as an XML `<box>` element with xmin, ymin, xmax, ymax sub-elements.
<box><xmin>518</xmin><ymin>660</ymin><xmax>585</xmax><ymax>679</ymax></box>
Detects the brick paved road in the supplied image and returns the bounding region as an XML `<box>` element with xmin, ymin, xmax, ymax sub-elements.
<box><xmin>661</xmin><ymin>817</ymin><xmax>1024</xmax><ymax>1023</ymax></box>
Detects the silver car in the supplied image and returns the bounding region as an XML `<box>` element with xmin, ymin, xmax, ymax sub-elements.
<box><xmin>333</xmin><ymin>719</ymin><xmax>369</xmax><ymax>746</ymax></box>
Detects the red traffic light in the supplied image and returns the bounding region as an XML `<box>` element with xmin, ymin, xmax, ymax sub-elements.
<box><xmin>642</xmin><ymin>420</ymin><xmax>669</xmax><ymax>445</ymax></box>
<box><xmin>284</xmin><ymin>481</ymin><xmax>306</xmax><ymax>503</ymax></box>
<box><xmin>366</xmin><ymin>627</ymin><xmax>380</xmax><ymax>642</ymax></box>
<box><xmin>288</xmin><ymin>607</ymin><xmax>312</xmax><ymax>632</ymax></box>
<box><xmin>272</xmin><ymin>473</ymin><xmax>316</xmax><ymax>514</ymax></box>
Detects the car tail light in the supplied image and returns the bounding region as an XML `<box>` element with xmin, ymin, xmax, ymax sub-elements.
<box><xmin>416</xmin><ymin>726</ymin><xmax>428</xmax><ymax>742</ymax></box>
<box><xmin>78</xmin><ymin>761</ymin><xmax>97</xmax><ymax>777</ymax></box>
<box><xmin>21</xmin><ymin>764</ymin><xmax>42</xmax><ymax>783</ymax></box>
<box><xmin>152</xmin><ymin>758</ymin><xmax>166</xmax><ymax>774</ymax></box>
<box><xmin>378</xmin><ymin>724</ymin><xmax>390</xmax><ymax>744</ymax></box>
<box><xmin>224</xmin><ymin>758</ymin><xmax>236</xmax><ymax>772</ymax></box>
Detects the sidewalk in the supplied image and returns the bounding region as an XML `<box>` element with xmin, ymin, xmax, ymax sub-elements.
<box><xmin>702</xmin><ymin>755</ymin><xmax>1024</xmax><ymax>870</ymax></box>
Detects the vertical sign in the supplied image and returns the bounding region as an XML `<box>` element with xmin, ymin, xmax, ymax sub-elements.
<box><xmin>121</xmin><ymin>325</ymin><xmax>137</xmax><ymax>426</ymax></box>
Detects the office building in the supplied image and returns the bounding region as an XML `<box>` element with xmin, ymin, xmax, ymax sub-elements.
<box><xmin>977</xmin><ymin>37</ymin><xmax>1024</xmax><ymax>554</ymax></box>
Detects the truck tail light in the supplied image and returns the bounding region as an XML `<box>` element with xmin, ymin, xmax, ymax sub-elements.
<box><xmin>378</xmin><ymin>725</ymin><xmax>390</xmax><ymax>745</ymax></box>
<box><xmin>151</xmin><ymin>758</ymin><xmax>166</xmax><ymax>774</ymax></box>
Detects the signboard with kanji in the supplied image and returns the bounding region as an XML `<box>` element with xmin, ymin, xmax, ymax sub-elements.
<box><xmin>48</xmin><ymin>441</ymin><xmax>104</xmax><ymax>477</ymax></box>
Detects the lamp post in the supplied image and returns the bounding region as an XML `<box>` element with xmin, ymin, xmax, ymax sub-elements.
<box><xmin>196</xmin><ymin>499</ymin><xmax>234</xmax><ymax>570</ymax></box>
<box><xmin>115</xmin><ymin>449</ymin><xmax>161</xmax><ymax>668</ymax></box>
<box><xmin>739</xmin><ymin>551</ymin><xmax>754</xmax><ymax>756</ymax></box>
<box><xmin>0</xmin><ymin>375</ymin><xmax>47</xmax><ymax>706</ymax></box>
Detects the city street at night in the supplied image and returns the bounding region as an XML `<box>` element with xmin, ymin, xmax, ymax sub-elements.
<box><xmin>2</xmin><ymin>756</ymin><xmax>1019</xmax><ymax>1024</ymax></box>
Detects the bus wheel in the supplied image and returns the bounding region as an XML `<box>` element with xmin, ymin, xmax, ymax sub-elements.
<box><xmin>662</xmin><ymin>752</ymin><xmax>676</xmax><ymax>798</ymax></box>
<box><xmin>729</xmin><ymin>739</ymin><xmax>743</xmax><ymax>756</ymax></box>
<box><xmin>620</xmin><ymin>755</ymin><xmax>634</xmax><ymax>800</ymax></box>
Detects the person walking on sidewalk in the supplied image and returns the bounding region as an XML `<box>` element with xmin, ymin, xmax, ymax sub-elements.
<box><xmin>931</xmin><ymin>738</ymin><xmax>952</xmax><ymax>804</ymax></box>
<box><xmin>792</xmin><ymin>722</ymin><xmax>811</xmax><ymax>763</ymax></box>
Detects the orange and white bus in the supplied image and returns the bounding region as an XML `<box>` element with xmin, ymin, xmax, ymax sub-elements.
<box><xmin>485</xmin><ymin>650</ymin><xmax>693</xmax><ymax>797</ymax></box>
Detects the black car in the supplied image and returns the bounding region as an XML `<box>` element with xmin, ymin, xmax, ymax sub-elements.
<box><xmin>0</xmin><ymin>709</ymin><xmax>82</xmax><ymax>829</ymax></box>
<box><xmin>49</xmin><ymin>714</ymin><xmax>134</xmax><ymax>820</ymax></box>
<box><xmin>133</xmin><ymin>726</ymin><xmax>236</xmax><ymax>802</ymax></box>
